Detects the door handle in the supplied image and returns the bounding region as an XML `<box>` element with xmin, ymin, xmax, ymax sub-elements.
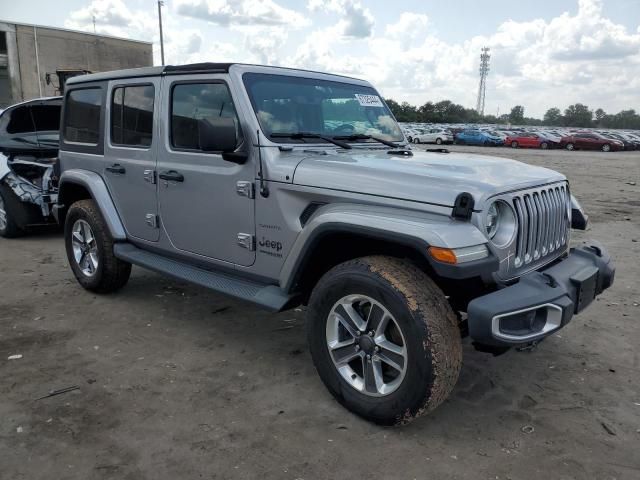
<box><xmin>106</xmin><ymin>164</ymin><xmax>126</xmax><ymax>174</ymax></box>
<box><xmin>158</xmin><ymin>170</ymin><xmax>184</xmax><ymax>182</ymax></box>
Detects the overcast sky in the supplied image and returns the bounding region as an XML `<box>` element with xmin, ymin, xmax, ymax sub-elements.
<box><xmin>3</xmin><ymin>0</ymin><xmax>639</xmax><ymax>117</ymax></box>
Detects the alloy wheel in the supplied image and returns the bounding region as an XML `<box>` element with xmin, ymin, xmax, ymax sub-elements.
<box><xmin>71</xmin><ymin>219</ymin><xmax>99</xmax><ymax>277</ymax></box>
<box><xmin>326</xmin><ymin>294</ymin><xmax>407</xmax><ymax>397</ymax></box>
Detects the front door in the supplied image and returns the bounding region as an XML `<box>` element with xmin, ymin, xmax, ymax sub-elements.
<box><xmin>103</xmin><ymin>78</ymin><xmax>160</xmax><ymax>241</ymax></box>
<box><xmin>156</xmin><ymin>77</ymin><xmax>255</xmax><ymax>267</ymax></box>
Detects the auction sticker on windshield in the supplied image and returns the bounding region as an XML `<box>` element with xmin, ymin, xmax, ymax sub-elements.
<box><xmin>355</xmin><ymin>94</ymin><xmax>384</xmax><ymax>107</ymax></box>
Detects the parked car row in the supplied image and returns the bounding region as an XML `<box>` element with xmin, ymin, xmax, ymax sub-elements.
<box><xmin>402</xmin><ymin>123</ymin><xmax>640</xmax><ymax>152</ymax></box>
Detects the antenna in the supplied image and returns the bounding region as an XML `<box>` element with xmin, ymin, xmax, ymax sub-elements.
<box><xmin>476</xmin><ymin>47</ymin><xmax>490</xmax><ymax>116</ymax></box>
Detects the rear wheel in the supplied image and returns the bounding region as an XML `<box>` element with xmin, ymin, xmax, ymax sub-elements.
<box><xmin>540</xmin><ymin>142</ymin><xmax>549</xmax><ymax>150</ymax></box>
<box><xmin>566</xmin><ymin>143</ymin><xmax>575</xmax><ymax>151</ymax></box>
<box><xmin>0</xmin><ymin>185</ymin><xmax>25</xmax><ymax>238</ymax></box>
<box><xmin>65</xmin><ymin>199</ymin><xmax>131</xmax><ymax>293</ymax></box>
<box><xmin>511</xmin><ymin>141</ymin><xmax>518</xmax><ymax>148</ymax></box>
<box><xmin>413</xmin><ymin>138</ymin><xmax>420</xmax><ymax>144</ymax></box>
<box><xmin>601</xmin><ymin>143</ymin><xmax>611</xmax><ymax>152</ymax></box>
<box><xmin>435</xmin><ymin>138</ymin><xmax>443</xmax><ymax>145</ymax></box>
<box><xmin>307</xmin><ymin>256</ymin><xmax>462</xmax><ymax>425</ymax></box>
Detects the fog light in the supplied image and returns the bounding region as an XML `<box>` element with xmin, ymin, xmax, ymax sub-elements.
<box><xmin>491</xmin><ymin>304</ymin><xmax>563</xmax><ymax>342</ymax></box>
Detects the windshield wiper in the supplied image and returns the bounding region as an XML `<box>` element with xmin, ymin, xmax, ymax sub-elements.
<box><xmin>332</xmin><ymin>134</ymin><xmax>401</xmax><ymax>148</ymax></box>
<box><xmin>270</xmin><ymin>132</ymin><xmax>352</xmax><ymax>149</ymax></box>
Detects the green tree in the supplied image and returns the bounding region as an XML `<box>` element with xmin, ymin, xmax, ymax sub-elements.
<box><xmin>602</xmin><ymin>109</ymin><xmax>640</xmax><ymax>129</ymax></box>
<box><xmin>543</xmin><ymin>107</ymin><xmax>562</xmax><ymax>126</ymax></box>
<box><xmin>417</xmin><ymin>101</ymin><xmax>436</xmax><ymax>123</ymax></box>
<box><xmin>509</xmin><ymin>105</ymin><xmax>525</xmax><ymax>124</ymax></box>
<box><xmin>563</xmin><ymin>103</ymin><xmax>593</xmax><ymax>127</ymax></box>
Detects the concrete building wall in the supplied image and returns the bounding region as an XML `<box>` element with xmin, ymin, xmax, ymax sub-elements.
<box><xmin>0</xmin><ymin>21</ymin><xmax>153</xmax><ymax>107</ymax></box>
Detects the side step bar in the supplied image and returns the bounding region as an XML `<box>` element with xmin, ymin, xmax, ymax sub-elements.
<box><xmin>113</xmin><ymin>243</ymin><xmax>296</xmax><ymax>312</ymax></box>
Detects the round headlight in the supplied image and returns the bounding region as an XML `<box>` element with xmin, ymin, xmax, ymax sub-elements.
<box><xmin>486</xmin><ymin>202</ymin><xmax>500</xmax><ymax>239</ymax></box>
<box><xmin>485</xmin><ymin>201</ymin><xmax>517</xmax><ymax>247</ymax></box>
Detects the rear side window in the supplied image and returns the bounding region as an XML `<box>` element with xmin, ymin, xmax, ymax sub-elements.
<box><xmin>5</xmin><ymin>106</ymin><xmax>34</xmax><ymax>134</ymax></box>
<box><xmin>64</xmin><ymin>88</ymin><xmax>102</xmax><ymax>145</ymax></box>
<box><xmin>31</xmin><ymin>105</ymin><xmax>61</xmax><ymax>132</ymax></box>
<box><xmin>111</xmin><ymin>85</ymin><xmax>155</xmax><ymax>147</ymax></box>
<box><xmin>170</xmin><ymin>82</ymin><xmax>241</xmax><ymax>151</ymax></box>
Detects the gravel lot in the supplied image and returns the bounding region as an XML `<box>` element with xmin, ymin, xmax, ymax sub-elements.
<box><xmin>1</xmin><ymin>146</ymin><xmax>639</xmax><ymax>480</ymax></box>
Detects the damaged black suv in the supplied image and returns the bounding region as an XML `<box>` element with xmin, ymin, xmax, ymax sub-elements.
<box><xmin>0</xmin><ymin>97</ymin><xmax>61</xmax><ymax>237</ymax></box>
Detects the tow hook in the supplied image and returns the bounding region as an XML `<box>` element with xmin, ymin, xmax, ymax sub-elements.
<box><xmin>516</xmin><ymin>341</ymin><xmax>539</xmax><ymax>353</ymax></box>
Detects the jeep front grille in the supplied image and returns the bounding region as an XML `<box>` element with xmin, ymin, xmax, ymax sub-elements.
<box><xmin>512</xmin><ymin>184</ymin><xmax>570</xmax><ymax>268</ymax></box>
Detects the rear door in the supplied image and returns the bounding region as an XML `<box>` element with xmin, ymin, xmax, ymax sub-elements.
<box><xmin>156</xmin><ymin>76</ymin><xmax>255</xmax><ymax>266</ymax></box>
<box><xmin>103</xmin><ymin>78</ymin><xmax>160</xmax><ymax>241</ymax></box>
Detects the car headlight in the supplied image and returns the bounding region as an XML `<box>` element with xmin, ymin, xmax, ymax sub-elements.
<box><xmin>485</xmin><ymin>200</ymin><xmax>517</xmax><ymax>247</ymax></box>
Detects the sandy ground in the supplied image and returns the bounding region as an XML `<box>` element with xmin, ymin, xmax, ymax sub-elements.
<box><xmin>0</xmin><ymin>146</ymin><xmax>639</xmax><ymax>480</ymax></box>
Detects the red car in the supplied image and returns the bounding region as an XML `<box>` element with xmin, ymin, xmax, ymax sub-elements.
<box><xmin>504</xmin><ymin>133</ymin><xmax>550</xmax><ymax>149</ymax></box>
<box><xmin>560</xmin><ymin>132</ymin><xmax>624</xmax><ymax>152</ymax></box>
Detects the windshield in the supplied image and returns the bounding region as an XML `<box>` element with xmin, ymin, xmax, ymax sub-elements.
<box><xmin>242</xmin><ymin>73</ymin><xmax>404</xmax><ymax>143</ymax></box>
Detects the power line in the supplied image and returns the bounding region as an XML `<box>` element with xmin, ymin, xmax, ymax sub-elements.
<box><xmin>476</xmin><ymin>47</ymin><xmax>490</xmax><ymax>116</ymax></box>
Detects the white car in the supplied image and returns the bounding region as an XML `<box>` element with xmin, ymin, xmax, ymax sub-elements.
<box><xmin>412</xmin><ymin>128</ymin><xmax>453</xmax><ymax>145</ymax></box>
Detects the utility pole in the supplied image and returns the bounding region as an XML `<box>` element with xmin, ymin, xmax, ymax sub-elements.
<box><xmin>476</xmin><ymin>47</ymin><xmax>490</xmax><ymax>116</ymax></box>
<box><xmin>157</xmin><ymin>0</ymin><xmax>165</xmax><ymax>66</ymax></box>
<box><xmin>92</xmin><ymin>15</ymin><xmax>96</xmax><ymax>33</ymax></box>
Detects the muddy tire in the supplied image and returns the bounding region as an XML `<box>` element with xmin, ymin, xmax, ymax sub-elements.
<box><xmin>0</xmin><ymin>185</ymin><xmax>25</xmax><ymax>238</ymax></box>
<box><xmin>307</xmin><ymin>256</ymin><xmax>462</xmax><ymax>425</ymax></box>
<box><xmin>64</xmin><ymin>199</ymin><xmax>131</xmax><ymax>293</ymax></box>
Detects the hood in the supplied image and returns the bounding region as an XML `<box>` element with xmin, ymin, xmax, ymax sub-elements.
<box><xmin>292</xmin><ymin>149</ymin><xmax>566</xmax><ymax>207</ymax></box>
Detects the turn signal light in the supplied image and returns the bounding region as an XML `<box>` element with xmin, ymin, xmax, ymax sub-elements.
<box><xmin>428</xmin><ymin>247</ymin><xmax>458</xmax><ymax>264</ymax></box>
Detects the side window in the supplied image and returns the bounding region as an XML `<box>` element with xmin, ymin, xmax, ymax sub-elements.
<box><xmin>170</xmin><ymin>82</ymin><xmax>242</xmax><ymax>151</ymax></box>
<box><xmin>111</xmin><ymin>85</ymin><xmax>155</xmax><ymax>147</ymax></box>
<box><xmin>64</xmin><ymin>88</ymin><xmax>102</xmax><ymax>145</ymax></box>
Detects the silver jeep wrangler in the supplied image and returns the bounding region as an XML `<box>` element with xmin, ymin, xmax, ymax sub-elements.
<box><xmin>55</xmin><ymin>63</ymin><xmax>614</xmax><ymax>425</ymax></box>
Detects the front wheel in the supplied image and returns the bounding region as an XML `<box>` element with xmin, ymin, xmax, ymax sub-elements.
<box><xmin>566</xmin><ymin>143</ymin><xmax>575</xmax><ymax>151</ymax></box>
<box><xmin>436</xmin><ymin>138</ymin><xmax>443</xmax><ymax>145</ymax></box>
<box><xmin>307</xmin><ymin>256</ymin><xmax>462</xmax><ymax>425</ymax></box>
<box><xmin>413</xmin><ymin>138</ymin><xmax>420</xmax><ymax>144</ymax></box>
<box><xmin>540</xmin><ymin>142</ymin><xmax>549</xmax><ymax>150</ymax></box>
<box><xmin>602</xmin><ymin>143</ymin><xmax>611</xmax><ymax>152</ymax></box>
<box><xmin>511</xmin><ymin>141</ymin><xmax>518</xmax><ymax>148</ymax></box>
<box><xmin>64</xmin><ymin>199</ymin><xmax>131</xmax><ymax>293</ymax></box>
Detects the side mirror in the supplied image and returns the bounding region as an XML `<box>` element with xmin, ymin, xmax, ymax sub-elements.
<box><xmin>198</xmin><ymin>117</ymin><xmax>238</xmax><ymax>153</ymax></box>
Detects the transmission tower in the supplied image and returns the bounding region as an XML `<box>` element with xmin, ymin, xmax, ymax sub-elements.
<box><xmin>476</xmin><ymin>47</ymin><xmax>490</xmax><ymax>116</ymax></box>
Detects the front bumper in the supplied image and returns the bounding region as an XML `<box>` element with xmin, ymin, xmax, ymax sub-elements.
<box><xmin>467</xmin><ymin>242</ymin><xmax>615</xmax><ymax>347</ymax></box>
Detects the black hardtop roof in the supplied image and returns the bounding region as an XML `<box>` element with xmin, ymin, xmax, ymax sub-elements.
<box><xmin>66</xmin><ymin>62</ymin><xmax>364</xmax><ymax>86</ymax></box>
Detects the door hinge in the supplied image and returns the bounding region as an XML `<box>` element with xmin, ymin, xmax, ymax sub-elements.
<box><xmin>143</xmin><ymin>169</ymin><xmax>156</xmax><ymax>184</ymax></box>
<box><xmin>237</xmin><ymin>233</ymin><xmax>255</xmax><ymax>251</ymax></box>
<box><xmin>145</xmin><ymin>213</ymin><xmax>159</xmax><ymax>229</ymax></box>
<box><xmin>236</xmin><ymin>181</ymin><xmax>255</xmax><ymax>199</ymax></box>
